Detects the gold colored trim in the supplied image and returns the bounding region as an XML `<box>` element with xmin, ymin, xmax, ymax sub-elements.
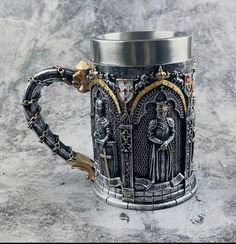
<box><xmin>90</xmin><ymin>79</ymin><xmax>122</xmax><ymax>114</ymax></box>
<box><xmin>67</xmin><ymin>152</ymin><xmax>95</xmax><ymax>181</ymax></box>
<box><xmin>73</xmin><ymin>60</ymin><xmax>94</xmax><ymax>93</ymax></box>
<box><xmin>75</xmin><ymin>60</ymin><xmax>93</xmax><ymax>70</ymax></box>
<box><xmin>156</xmin><ymin>66</ymin><xmax>167</xmax><ymax>81</ymax></box>
<box><xmin>131</xmin><ymin>79</ymin><xmax>187</xmax><ymax>113</ymax></box>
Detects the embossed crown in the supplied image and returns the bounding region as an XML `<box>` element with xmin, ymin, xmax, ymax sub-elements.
<box><xmin>156</xmin><ymin>66</ymin><xmax>167</xmax><ymax>81</ymax></box>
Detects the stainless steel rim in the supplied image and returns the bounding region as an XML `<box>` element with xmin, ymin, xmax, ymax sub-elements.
<box><xmin>90</xmin><ymin>31</ymin><xmax>193</xmax><ymax>67</ymax></box>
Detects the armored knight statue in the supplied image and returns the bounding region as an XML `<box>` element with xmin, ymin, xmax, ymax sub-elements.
<box><xmin>148</xmin><ymin>102</ymin><xmax>175</xmax><ymax>183</ymax></box>
<box><xmin>94</xmin><ymin>98</ymin><xmax>118</xmax><ymax>178</ymax></box>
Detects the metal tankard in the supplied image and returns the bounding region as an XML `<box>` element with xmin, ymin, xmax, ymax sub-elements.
<box><xmin>22</xmin><ymin>31</ymin><xmax>197</xmax><ymax>210</ymax></box>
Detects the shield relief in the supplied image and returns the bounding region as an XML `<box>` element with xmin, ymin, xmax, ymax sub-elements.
<box><xmin>117</xmin><ymin>79</ymin><xmax>134</xmax><ymax>103</ymax></box>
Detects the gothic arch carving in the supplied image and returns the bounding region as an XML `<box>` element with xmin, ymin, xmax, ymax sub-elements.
<box><xmin>132</xmin><ymin>85</ymin><xmax>186</xmax><ymax>179</ymax></box>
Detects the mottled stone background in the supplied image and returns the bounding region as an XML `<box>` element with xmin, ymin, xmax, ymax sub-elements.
<box><xmin>0</xmin><ymin>0</ymin><xmax>235</xmax><ymax>242</ymax></box>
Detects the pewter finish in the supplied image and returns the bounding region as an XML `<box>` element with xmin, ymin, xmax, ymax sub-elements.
<box><xmin>94</xmin><ymin>173</ymin><xmax>197</xmax><ymax>210</ymax></box>
<box><xmin>91</xmin><ymin>61</ymin><xmax>197</xmax><ymax>209</ymax></box>
<box><xmin>22</xmin><ymin>67</ymin><xmax>76</xmax><ymax>161</ymax></box>
<box><xmin>91</xmin><ymin>85</ymin><xmax>121</xmax><ymax>177</ymax></box>
<box><xmin>91</xmin><ymin>31</ymin><xmax>192</xmax><ymax>66</ymax></box>
<box><xmin>148</xmin><ymin>103</ymin><xmax>175</xmax><ymax>184</ymax></box>
<box><xmin>22</xmin><ymin>54</ymin><xmax>197</xmax><ymax>209</ymax></box>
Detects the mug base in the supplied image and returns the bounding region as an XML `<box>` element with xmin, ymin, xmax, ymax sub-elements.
<box><xmin>93</xmin><ymin>173</ymin><xmax>198</xmax><ymax>211</ymax></box>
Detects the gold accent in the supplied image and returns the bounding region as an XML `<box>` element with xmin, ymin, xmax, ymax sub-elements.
<box><xmin>90</xmin><ymin>79</ymin><xmax>122</xmax><ymax>114</ymax></box>
<box><xmin>67</xmin><ymin>152</ymin><xmax>95</xmax><ymax>181</ymax></box>
<box><xmin>100</xmin><ymin>148</ymin><xmax>111</xmax><ymax>178</ymax></box>
<box><xmin>75</xmin><ymin>60</ymin><xmax>92</xmax><ymax>70</ymax></box>
<box><xmin>131</xmin><ymin>79</ymin><xmax>187</xmax><ymax>113</ymax></box>
<box><xmin>73</xmin><ymin>60</ymin><xmax>93</xmax><ymax>93</ymax></box>
<box><xmin>156</xmin><ymin>66</ymin><xmax>167</xmax><ymax>81</ymax></box>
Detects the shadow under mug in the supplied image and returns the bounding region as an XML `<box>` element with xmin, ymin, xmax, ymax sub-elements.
<box><xmin>22</xmin><ymin>31</ymin><xmax>197</xmax><ymax>210</ymax></box>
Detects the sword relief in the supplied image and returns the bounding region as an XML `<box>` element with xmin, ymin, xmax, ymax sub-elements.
<box><xmin>100</xmin><ymin>148</ymin><xmax>112</xmax><ymax>178</ymax></box>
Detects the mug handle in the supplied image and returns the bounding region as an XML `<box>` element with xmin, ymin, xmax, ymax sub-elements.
<box><xmin>22</xmin><ymin>61</ymin><xmax>95</xmax><ymax>181</ymax></box>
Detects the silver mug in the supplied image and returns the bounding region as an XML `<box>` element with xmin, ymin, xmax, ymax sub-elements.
<box><xmin>22</xmin><ymin>31</ymin><xmax>197</xmax><ymax>210</ymax></box>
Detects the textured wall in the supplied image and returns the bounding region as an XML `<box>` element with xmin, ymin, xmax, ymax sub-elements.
<box><xmin>0</xmin><ymin>0</ymin><xmax>235</xmax><ymax>242</ymax></box>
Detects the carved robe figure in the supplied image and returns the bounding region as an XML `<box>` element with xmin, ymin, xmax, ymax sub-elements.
<box><xmin>148</xmin><ymin>102</ymin><xmax>175</xmax><ymax>183</ymax></box>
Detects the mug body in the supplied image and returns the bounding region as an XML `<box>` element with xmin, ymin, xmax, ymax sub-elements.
<box><xmin>89</xmin><ymin>31</ymin><xmax>197</xmax><ymax>210</ymax></box>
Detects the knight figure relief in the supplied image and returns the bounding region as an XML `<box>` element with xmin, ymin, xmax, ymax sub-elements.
<box><xmin>148</xmin><ymin>101</ymin><xmax>175</xmax><ymax>184</ymax></box>
<box><xmin>94</xmin><ymin>97</ymin><xmax>118</xmax><ymax>178</ymax></box>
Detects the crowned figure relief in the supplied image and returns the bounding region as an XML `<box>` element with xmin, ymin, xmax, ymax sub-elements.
<box><xmin>148</xmin><ymin>102</ymin><xmax>175</xmax><ymax>183</ymax></box>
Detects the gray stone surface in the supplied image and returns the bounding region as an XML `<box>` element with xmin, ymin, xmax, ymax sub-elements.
<box><xmin>0</xmin><ymin>0</ymin><xmax>235</xmax><ymax>242</ymax></box>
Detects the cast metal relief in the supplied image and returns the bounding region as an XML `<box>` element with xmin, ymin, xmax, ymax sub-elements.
<box><xmin>90</xmin><ymin>81</ymin><xmax>121</xmax><ymax>182</ymax></box>
<box><xmin>91</xmin><ymin>63</ymin><xmax>197</xmax><ymax>205</ymax></box>
<box><xmin>23</xmin><ymin>57</ymin><xmax>197</xmax><ymax>210</ymax></box>
<box><xmin>148</xmin><ymin>102</ymin><xmax>175</xmax><ymax>184</ymax></box>
<box><xmin>120</xmin><ymin>124</ymin><xmax>134</xmax><ymax>202</ymax></box>
<box><xmin>94</xmin><ymin>98</ymin><xmax>113</xmax><ymax>178</ymax></box>
<box><xmin>131</xmin><ymin>81</ymin><xmax>186</xmax><ymax>187</ymax></box>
